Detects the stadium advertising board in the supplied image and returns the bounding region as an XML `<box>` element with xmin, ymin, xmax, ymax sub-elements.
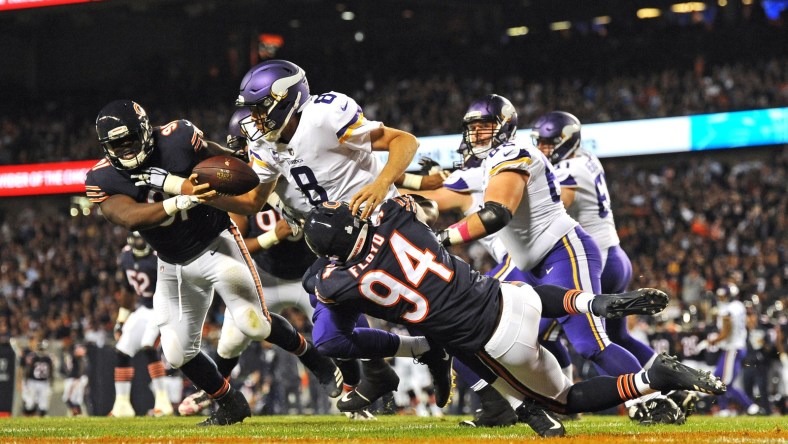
<box><xmin>0</xmin><ymin>160</ymin><xmax>95</xmax><ymax>196</ymax></box>
<box><xmin>0</xmin><ymin>0</ymin><xmax>99</xmax><ymax>11</ymax></box>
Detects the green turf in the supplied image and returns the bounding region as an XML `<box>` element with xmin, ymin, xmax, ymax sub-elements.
<box><xmin>0</xmin><ymin>415</ymin><xmax>785</xmax><ymax>442</ymax></box>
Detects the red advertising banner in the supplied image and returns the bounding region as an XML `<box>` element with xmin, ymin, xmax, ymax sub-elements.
<box><xmin>0</xmin><ymin>0</ymin><xmax>101</xmax><ymax>11</ymax></box>
<box><xmin>0</xmin><ymin>160</ymin><xmax>97</xmax><ymax>196</ymax></box>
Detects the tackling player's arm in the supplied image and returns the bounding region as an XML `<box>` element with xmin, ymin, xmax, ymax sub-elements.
<box><xmin>195</xmin><ymin>180</ymin><xmax>276</xmax><ymax>216</ymax></box>
<box><xmin>560</xmin><ymin>186</ymin><xmax>577</xmax><ymax>208</ymax></box>
<box><xmin>99</xmin><ymin>192</ymin><xmax>204</xmax><ymax>231</ymax></box>
<box><xmin>229</xmin><ymin>212</ymin><xmax>292</xmax><ymax>252</ymax></box>
<box><xmin>437</xmin><ymin>170</ymin><xmax>526</xmax><ymax>246</ymax></box>
<box><xmin>350</xmin><ymin>126</ymin><xmax>419</xmax><ymax>219</ymax></box>
<box><xmin>400</xmin><ymin>187</ymin><xmax>474</xmax><ymax>213</ymax></box>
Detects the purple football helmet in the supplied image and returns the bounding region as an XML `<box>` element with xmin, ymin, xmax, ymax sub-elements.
<box><xmin>530</xmin><ymin>111</ymin><xmax>581</xmax><ymax>164</ymax></box>
<box><xmin>236</xmin><ymin>59</ymin><xmax>310</xmax><ymax>142</ymax></box>
<box><xmin>96</xmin><ymin>100</ymin><xmax>154</xmax><ymax>170</ymax></box>
<box><xmin>461</xmin><ymin>94</ymin><xmax>518</xmax><ymax>160</ymax></box>
<box><xmin>227</xmin><ymin>108</ymin><xmax>251</xmax><ymax>152</ymax></box>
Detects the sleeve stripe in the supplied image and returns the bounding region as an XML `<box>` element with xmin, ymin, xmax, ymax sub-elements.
<box><xmin>489</xmin><ymin>157</ymin><xmax>531</xmax><ymax>176</ymax></box>
<box><xmin>336</xmin><ymin>108</ymin><xmax>365</xmax><ymax>143</ymax></box>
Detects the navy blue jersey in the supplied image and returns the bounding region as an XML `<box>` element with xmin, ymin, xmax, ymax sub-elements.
<box><xmin>118</xmin><ymin>247</ymin><xmax>158</xmax><ymax>309</ymax></box>
<box><xmin>22</xmin><ymin>351</ymin><xmax>53</xmax><ymax>381</ymax></box>
<box><xmin>85</xmin><ymin>120</ymin><xmax>230</xmax><ymax>264</ymax></box>
<box><xmin>305</xmin><ymin>196</ymin><xmax>502</xmax><ymax>354</ymax></box>
<box><xmin>247</xmin><ymin>204</ymin><xmax>316</xmax><ymax>280</ymax></box>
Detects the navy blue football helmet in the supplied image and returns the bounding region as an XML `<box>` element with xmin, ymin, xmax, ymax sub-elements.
<box><xmin>304</xmin><ymin>202</ymin><xmax>370</xmax><ymax>263</ymax></box>
<box><xmin>236</xmin><ymin>59</ymin><xmax>310</xmax><ymax>142</ymax></box>
<box><xmin>127</xmin><ymin>231</ymin><xmax>152</xmax><ymax>258</ymax></box>
<box><xmin>461</xmin><ymin>94</ymin><xmax>518</xmax><ymax>160</ymax></box>
<box><xmin>96</xmin><ymin>100</ymin><xmax>154</xmax><ymax>170</ymax></box>
<box><xmin>530</xmin><ymin>111</ymin><xmax>581</xmax><ymax>164</ymax></box>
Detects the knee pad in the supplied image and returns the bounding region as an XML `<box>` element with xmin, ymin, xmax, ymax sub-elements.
<box><xmin>160</xmin><ymin>333</ymin><xmax>197</xmax><ymax>369</ymax></box>
<box><xmin>217</xmin><ymin>333</ymin><xmax>252</xmax><ymax>360</ymax></box>
<box><xmin>235</xmin><ymin>307</ymin><xmax>271</xmax><ymax>341</ymax></box>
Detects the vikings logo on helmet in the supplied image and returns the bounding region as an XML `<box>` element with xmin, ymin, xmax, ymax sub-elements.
<box><xmin>461</xmin><ymin>94</ymin><xmax>518</xmax><ymax>161</ymax></box>
<box><xmin>531</xmin><ymin>111</ymin><xmax>582</xmax><ymax>164</ymax></box>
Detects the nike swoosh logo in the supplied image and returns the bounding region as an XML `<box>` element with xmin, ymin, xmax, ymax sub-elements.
<box><xmin>545</xmin><ymin>266</ymin><xmax>554</xmax><ymax>275</ymax></box>
<box><xmin>340</xmin><ymin>101</ymin><xmax>349</xmax><ymax>111</ymax></box>
<box><xmin>339</xmin><ymin>391</ymin><xmax>354</xmax><ymax>403</ymax></box>
<box><xmin>547</xmin><ymin>415</ymin><xmax>562</xmax><ymax>429</ymax></box>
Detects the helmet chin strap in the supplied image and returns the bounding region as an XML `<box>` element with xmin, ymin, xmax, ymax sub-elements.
<box><xmin>263</xmin><ymin>91</ymin><xmax>303</xmax><ymax>142</ymax></box>
<box><xmin>345</xmin><ymin>223</ymin><xmax>369</xmax><ymax>262</ymax></box>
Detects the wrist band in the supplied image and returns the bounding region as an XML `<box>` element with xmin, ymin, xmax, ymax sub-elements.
<box><xmin>256</xmin><ymin>230</ymin><xmax>280</xmax><ymax>250</ymax></box>
<box><xmin>446</xmin><ymin>220</ymin><xmax>473</xmax><ymax>244</ymax></box>
<box><xmin>162</xmin><ymin>196</ymin><xmax>180</xmax><ymax>216</ymax></box>
<box><xmin>162</xmin><ymin>175</ymin><xmax>186</xmax><ymax>195</ymax></box>
<box><xmin>117</xmin><ymin>307</ymin><xmax>131</xmax><ymax>324</ymax></box>
<box><xmin>402</xmin><ymin>173</ymin><xmax>424</xmax><ymax>190</ymax></box>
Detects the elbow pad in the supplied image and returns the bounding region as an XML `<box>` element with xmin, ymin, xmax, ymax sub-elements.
<box><xmin>477</xmin><ymin>201</ymin><xmax>512</xmax><ymax>234</ymax></box>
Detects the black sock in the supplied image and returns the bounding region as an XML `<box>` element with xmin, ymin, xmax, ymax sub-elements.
<box><xmin>565</xmin><ymin>376</ymin><xmax>626</xmax><ymax>414</ymax></box>
<box><xmin>179</xmin><ymin>351</ymin><xmax>225</xmax><ymax>396</ymax></box>
<box><xmin>265</xmin><ymin>312</ymin><xmax>305</xmax><ymax>353</ymax></box>
<box><xmin>533</xmin><ymin>285</ymin><xmax>577</xmax><ymax>318</ymax></box>
<box><xmin>335</xmin><ymin>358</ymin><xmax>361</xmax><ymax>386</ymax></box>
<box><xmin>476</xmin><ymin>384</ymin><xmax>507</xmax><ymax>406</ymax></box>
<box><xmin>362</xmin><ymin>357</ymin><xmax>390</xmax><ymax>375</ymax></box>
<box><xmin>216</xmin><ymin>355</ymin><xmax>240</xmax><ymax>379</ymax></box>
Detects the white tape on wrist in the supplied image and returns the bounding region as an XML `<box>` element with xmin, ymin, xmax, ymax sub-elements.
<box><xmin>162</xmin><ymin>175</ymin><xmax>186</xmax><ymax>195</ymax></box>
<box><xmin>402</xmin><ymin>173</ymin><xmax>423</xmax><ymax>190</ymax></box>
<box><xmin>256</xmin><ymin>230</ymin><xmax>280</xmax><ymax>250</ymax></box>
<box><xmin>162</xmin><ymin>195</ymin><xmax>199</xmax><ymax>216</ymax></box>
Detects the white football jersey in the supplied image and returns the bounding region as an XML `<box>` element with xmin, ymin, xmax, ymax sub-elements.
<box><xmin>553</xmin><ymin>151</ymin><xmax>620</xmax><ymax>251</ymax></box>
<box><xmin>717</xmin><ymin>299</ymin><xmax>748</xmax><ymax>350</ymax></box>
<box><xmin>248</xmin><ymin>91</ymin><xmax>399</xmax><ymax>218</ymax></box>
<box><xmin>482</xmin><ymin>138</ymin><xmax>577</xmax><ymax>271</ymax></box>
<box><xmin>444</xmin><ymin>166</ymin><xmax>507</xmax><ymax>263</ymax></box>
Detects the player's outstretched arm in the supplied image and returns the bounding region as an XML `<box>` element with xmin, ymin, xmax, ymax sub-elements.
<box><xmin>350</xmin><ymin>126</ymin><xmax>419</xmax><ymax>218</ymax></box>
<box><xmin>99</xmin><ymin>193</ymin><xmax>200</xmax><ymax>231</ymax></box>
<box><xmin>197</xmin><ymin>180</ymin><xmax>276</xmax><ymax>216</ymax></box>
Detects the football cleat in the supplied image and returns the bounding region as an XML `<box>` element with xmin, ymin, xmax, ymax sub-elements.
<box><xmin>591</xmin><ymin>288</ymin><xmax>670</xmax><ymax>319</ymax></box>
<box><xmin>344</xmin><ymin>409</ymin><xmax>377</xmax><ymax>420</ymax></box>
<box><xmin>648</xmin><ymin>354</ymin><xmax>726</xmax><ymax>395</ymax></box>
<box><xmin>197</xmin><ymin>389</ymin><xmax>250</xmax><ymax>426</ymax></box>
<box><xmin>459</xmin><ymin>396</ymin><xmax>517</xmax><ymax>427</ymax></box>
<box><xmin>152</xmin><ymin>391</ymin><xmax>174</xmax><ymax>417</ymax></box>
<box><xmin>336</xmin><ymin>364</ymin><xmax>399</xmax><ymax>412</ymax></box>
<box><xmin>668</xmin><ymin>390</ymin><xmax>700</xmax><ymax>417</ymax></box>
<box><xmin>415</xmin><ymin>345</ymin><xmax>454</xmax><ymax>408</ymax></box>
<box><xmin>516</xmin><ymin>399</ymin><xmax>566</xmax><ymax>438</ymax></box>
<box><xmin>647</xmin><ymin>398</ymin><xmax>686</xmax><ymax>425</ymax></box>
<box><xmin>299</xmin><ymin>346</ymin><xmax>344</xmax><ymax>398</ymax></box>
<box><xmin>178</xmin><ymin>390</ymin><xmax>213</xmax><ymax>416</ymax></box>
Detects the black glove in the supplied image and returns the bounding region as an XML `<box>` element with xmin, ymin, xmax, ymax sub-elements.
<box><xmin>418</xmin><ymin>156</ymin><xmax>442</xmax><ymax>175</ymax></box>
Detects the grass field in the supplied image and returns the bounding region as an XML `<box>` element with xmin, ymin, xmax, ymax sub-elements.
<box><xmin>0</xmin><ymin>415</ymin><xmax>785</xmax><ymax>443</ymax></box>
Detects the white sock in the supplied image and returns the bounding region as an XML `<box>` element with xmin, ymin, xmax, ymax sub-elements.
<box><xmin>115</xmin><ymin>381</ymin><xmax>131</xmax><ymax>397</ymax></box>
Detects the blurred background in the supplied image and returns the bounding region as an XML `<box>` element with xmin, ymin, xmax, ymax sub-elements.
<box><xmin>0</xmin><ymin>0</ymin><xmax>785</xmax><ymax>420</ymax></box>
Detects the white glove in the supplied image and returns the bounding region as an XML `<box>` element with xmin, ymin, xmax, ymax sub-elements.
<box><xmin>131</xmin><ymin>167</ymin><xmax>185</xmax><ymax>195</ymax></box>
<box><xmin>163</xmin><ymin>195</ymin><xmax>200</xmax><ymax>216</ymax></box>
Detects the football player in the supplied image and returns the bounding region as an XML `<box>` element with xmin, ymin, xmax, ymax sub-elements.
<box><xmin>110</xmin><ymin>231</ymin><xmax>172</xmax><ymax>417</ymax></box>
<box><xmin>534</xmin><ymin>110</ymin><xmax>687</xmax><ymax>424</ymax></box>
<box><xmin>302</xmin><ymin>197</ymin><xmax>725</xmax><ymax>438</ymax></box>
<box><xmin>437</xmin><ymin>95</ymin><xmax>676</xmax><ymax>430</ymax></box>
<box><xmin>195</xmin><ymin>60</ymin><xmax>426</xmax><ymax>416</ymax></box>
<box><xmin>21</xmin><ymin>338</ymin><xmax>53</xmax><ymax>417</ymax></box>
<box><xmin>178</xmin><ymin>110</ymin><xmax>342</xmax><ymax>416</ymax></box>
<box><xmin>707</xmin><ymin>284</ymin><xmax>761</xmax><ymax>416</ymax></box>
<box><xmin>85</xmin><ymin>100</ymin><xmax>322</xmax><ymax>426</ymax></box>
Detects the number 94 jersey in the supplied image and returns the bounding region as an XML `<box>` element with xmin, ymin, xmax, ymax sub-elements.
<box><xmin>248</xmin><ymin>91</ymin><xmax>399</xmax><ymax>219</ymax></box>
<box><xmin>307</xmin><ymin>196</ymin><xmax>502</xmax><ymax>354</ymax></box>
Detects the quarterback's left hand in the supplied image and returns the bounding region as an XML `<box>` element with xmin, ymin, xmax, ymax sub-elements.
<box><xmin>350</xmin><ymin>180</ymin><xmax>389</xmax><ymax>219</ymax></box>
<box><xmin>131</xmin><ymin>167</ymin><xmax>186</xmax><ymax>195</ymax></box>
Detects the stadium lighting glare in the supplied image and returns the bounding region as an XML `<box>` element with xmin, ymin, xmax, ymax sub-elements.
<box><xmin>671</xmin><ymin>2</ymin><xmax>707</xmax><ymax>13</ymax></box>
<box><xmin>354</xmin><ymin>31</ymin><xmax>365</xmax><ymax>42</ymax></box>
<box><xmin>718</xmin><ymin>0</ymin><xmax>728</xmax><ymax>6</ymax></box>
<box><xmin>341</xmin><ymin>11</ymin><xmax>355</xmax><ymax>20</ymax></box>
<box><xmin>637</xmin><ymin>8</ymin><xmax>662</xmax><ymax>18</ymax></box>
<box><xmin>593</xmin><ymin>16</ymin><xmax>612</xmax><ymax>25</ymax></box>
<box><xmin>742</xmin><ymin>0</ymin><xmax>753</xmax><ymax>4</ymax></box>
<box><xmin>549</xmin><ymin>21</ymin><xmax>571</xmax><ymax>31</ymax></box>
<box><xmin>289</xmin><ymin>20</ymin><xmax>300</xmax><ymax>28</ymax></box>
<box><xmin>506</xmin><ymin>26</ymin><xmax>529</xmax><ymax>36</ymax></box>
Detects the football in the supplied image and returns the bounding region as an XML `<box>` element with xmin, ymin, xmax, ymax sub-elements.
<box><xmin>192</xmin><ymin>156</ymin><xmax>258</xmax><ymax>196</ymax></box>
